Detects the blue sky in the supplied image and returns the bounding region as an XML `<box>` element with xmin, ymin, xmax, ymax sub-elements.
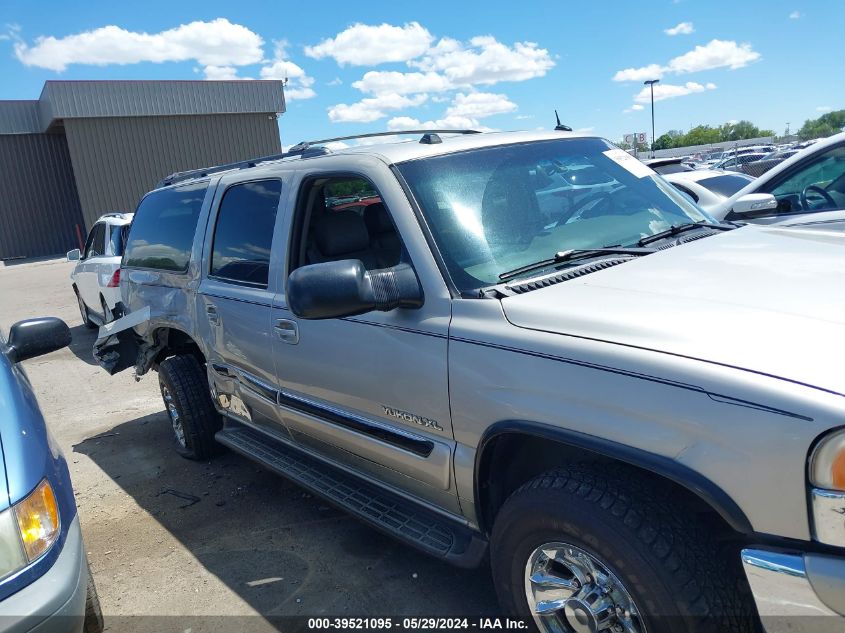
<box><xmin>1</xmin><ymin>0</ymin><xmax>842</xmax><ymax>146</ymax></box>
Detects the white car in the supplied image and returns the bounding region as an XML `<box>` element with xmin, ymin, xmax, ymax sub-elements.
<box><xmin>66</xmin><ymin>212</ymin><xmax>133</xmax><ymax>327</ymax></box>
<box><xmin>662</xmin><ymin>169</ymin><xmax>756</xmax><ymax>213</ymax></box>
<box><xmin>712</xmin><ymin>131</ymin><xmax>845</xmax><ymax>230</ymax></box>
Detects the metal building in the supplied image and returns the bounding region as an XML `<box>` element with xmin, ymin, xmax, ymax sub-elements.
<box><xmin>0</xmin><ymin>80</ymin><xmax>285</xmax><ymax>260</ymax></box>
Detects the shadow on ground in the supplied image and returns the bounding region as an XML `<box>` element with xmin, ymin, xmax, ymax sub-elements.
<box><xmin>73</xmin><ymin>412</ymin><xmax>498</xmax><ymax>629</ymax></box>
<box><xmin>68</xmin><ymin>324</ymin><xmax>99</xmax><ymax>366</ymax></box>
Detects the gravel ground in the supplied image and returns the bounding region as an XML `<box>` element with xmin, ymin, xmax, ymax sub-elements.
<box><xmin>0</xmin><ymin>257</ymin><xmax>498</xmax><ymax>632</ymax></box>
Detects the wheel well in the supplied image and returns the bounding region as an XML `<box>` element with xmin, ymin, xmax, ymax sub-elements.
<box><xmin>476</xmin><ymin>430</ymin><xmax>749</xmax><ymax>541</ymax></box>
<box><xmin>152</xmin><ymin>328</ymin><xmax>205</xmax><ymax>368</ymax></box>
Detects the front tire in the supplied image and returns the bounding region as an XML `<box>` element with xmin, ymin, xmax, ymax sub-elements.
<box><xmin>158</xmin><ymin>355</ymin><xmax>222</xmax><ymax>460</ymax></box>
<box><xmin>83</xmin><ymin>561</ymin><xmax>104</xmax><ymax>633</ymax></box>
<box><xmin>490</xmin><ymin>464</ymin><xmax>755</xmax><ymax>633</ymax></box>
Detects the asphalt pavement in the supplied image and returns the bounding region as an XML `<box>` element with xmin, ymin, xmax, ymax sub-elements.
<box><xmin>0</xmin><ymin>257</ymin><xmax>498</xmax><ymax>632</ymax></box>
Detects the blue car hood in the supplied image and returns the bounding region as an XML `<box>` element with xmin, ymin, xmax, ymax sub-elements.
<box><xmin>0</xmin><ymin>352</ymin><xmax>66</xmax><ymax>510</ymax></box>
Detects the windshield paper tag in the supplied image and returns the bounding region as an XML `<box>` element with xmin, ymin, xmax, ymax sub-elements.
<box><xmin>603</xmin><ymin>149</ymin><xmax>656</xmax><ymax>179</ymax></box>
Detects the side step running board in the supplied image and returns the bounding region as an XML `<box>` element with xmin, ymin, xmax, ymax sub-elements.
<box><xmin>215</xmin><ymin>423</ymin><xmax>487</xmax><ymax>568</ymax></box>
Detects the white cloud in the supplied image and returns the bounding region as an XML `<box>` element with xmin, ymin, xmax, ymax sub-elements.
<box><xmin>305</xmin><ymin>22</ymin><xmax>433</xmax><ymax>66</ymax></box>
<box><xmin>612</xmin><ymin>39</ymin><xmax>760</xmax><ymax>82</ymax></box>
<box><xmin>327</xmin><ymin>77</ymin><xmax>343</xmax><ymax>86</ymax></box>
<box><xmin>327</xmin><ymin>30</ymin><xmax>550</xmax><ymax>128</ymax></box>
<box><xmin>387</xmin><ymin>115</ymin><xmax>493</xmax><ymax>132</ymax></box>
<box><xmin>409</xmin><ymin>36</ymin><xmax>554</xmax><ymax>86</ymax></box>
<box><xmin>204</xmin><ymin>65</ymin><xmax>240</xmax><ymax>80</ymax></box>
<box><xmin>664</xmin><ymin>22</ymin><xmax>695</xmax><ymax>36</ymax></box>
<box><xmin>328</xmin><ymin>93</ymin><xmax>428</xmax><ymax>123</ymax></box>
<box><xmin>385</xmin><ymin>92</ymin><xmax>513</xmax><ymax>132</ymax></box>
<box><xmin>445</xmin><ymin>92</ymin><xmax>516</xmax><ymax>119</ymax></box>
<box><xmin>14</xmin><ymin>18</ymin><xmax>263</xmax><ymax>71</ymax></box>
<box><xmin>613</xmin><ymin>63</ymin><xmax>664</xmax><ymax>82</ymax></box>
<box><xmin>667</xmin><ymin>39</ymin><xmax>760</xmax><ymax>73</ymax></box>
<box><xmin>817</xmin><ymin>106</ymin><xmax>833</xmax><ymax>113</ymax></box>
<box><xmin>789</xmin><ymin>10</ymin><xmax>801</xmax><ymax>19</ymax></box>
<box><xmin>515</xmin><ymin>114</ymin><xmax>534</xmax><ymax>120</ymax></box>
<box><xmin>634</xmin><ymin>81</ymin><xmax>716</xmax><ymax>103</ymax></box>
<box><xmin>259</xmin><ymin>41</ymin><xmax>316</xmax><ymax>101</ymax></box>
<box><xmin>623</xmin><ymin>104</ymin><xmax>645</xmax><ymax>113</ymax></box>
<box><xmin>348</xmin><ymin>35</ymin><xmax>554</xmax><ymax>100</ymax></box>
<box><xmin>352</xmin><ymin>70</ymin><xmax>453</xmax><ymax>95</ymax></box>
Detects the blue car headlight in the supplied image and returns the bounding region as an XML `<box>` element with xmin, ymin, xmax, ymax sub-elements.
<box><xmin>0</xmin><ymin>480</ymin><xmax>60</xmax><ymax>580</ymax></box>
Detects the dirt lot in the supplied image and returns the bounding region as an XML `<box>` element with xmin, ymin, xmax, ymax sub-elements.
<box><xmin>0</xmin><ymin>257</ymin><xmax>497</xmax><ymax>631</ymax></box>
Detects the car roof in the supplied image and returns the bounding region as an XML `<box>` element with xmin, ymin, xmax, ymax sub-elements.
<box><xmin>95</xmin><ymin>212</ymin><xmax>134</xmax><ymax>225</ymax></box>
<box><xmin>152</xmin><ymin>130</ymin><xmax>602</xmax><ymax>191</ymax></box>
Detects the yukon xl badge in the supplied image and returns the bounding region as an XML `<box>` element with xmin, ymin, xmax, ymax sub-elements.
<box><xmin>382</xmin><ymin>406</ymin><xmax>444</xmax><ymax>432</ymax></box>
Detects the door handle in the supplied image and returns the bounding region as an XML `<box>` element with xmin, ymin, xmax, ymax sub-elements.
<box><xmin>274</xmin><ymin>319</ymin><xmax>299</xmax><ymax>344</ymax></box>
<box><xmin>206</xmin><ymin>305</ymin><xmax>220</xmax><ymax>325</ymax></box>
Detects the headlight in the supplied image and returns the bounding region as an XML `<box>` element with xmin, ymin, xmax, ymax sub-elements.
<box><xmin>15</xmin><ymin>480</ymin><xmax>60</xmax><ymax>560</ymax></box>
<box><xmin>810</xmin><ymin>429</ymin><xmax>845</xmax><ymax>491</ymax></box>
<box><xmin>0</xmin><ymin>480</ymin><xmax>60</xmax><ymax>580</ymax></box>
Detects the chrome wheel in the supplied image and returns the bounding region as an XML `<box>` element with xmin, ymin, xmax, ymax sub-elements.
<box><xmin>525</xmin><ymin>542</ymin><xmax>645</xmax><ymax>633</ymax></box>
<box><xmin>161</xmin><ymin>385</ymin><xmax>186</xmax><ymax>448</ymax></box>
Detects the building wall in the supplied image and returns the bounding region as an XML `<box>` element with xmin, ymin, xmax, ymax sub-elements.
<box><xmin>64</xmin><ymin>112</ymin><xmax>282</xmax><ymax>228</ymax></box>
<box><xmin>0</xmin><ymin>134</ymin><xmax>85</xmax><ymax>259</ymax></box>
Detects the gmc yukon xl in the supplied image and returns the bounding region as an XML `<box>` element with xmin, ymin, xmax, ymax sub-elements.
<box><xmin>96</xmin><ymin>130</ymin><xmax>845</xmax><ymax>633</ymax></box>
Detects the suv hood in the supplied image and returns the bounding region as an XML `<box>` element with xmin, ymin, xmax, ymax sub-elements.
<box><xmin>501</xmin><ymin>225</ymin><xmax>845</xmax><ymax>396</ymax></box>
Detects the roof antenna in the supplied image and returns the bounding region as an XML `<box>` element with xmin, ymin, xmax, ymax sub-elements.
<box><xmin>554</xmin><ymin>110</ymin><xmax>572</xmax><ymax>132</ymax></box>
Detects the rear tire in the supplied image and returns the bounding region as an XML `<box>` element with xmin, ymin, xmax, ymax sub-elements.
<box><xmin>83</xmin><ymin>561</ymin><xmax>104</xmax><ymax>633</ymax></box>
<box><xmin>75</xmin><ymin>288</ymin><xmax>96</xmax><ymax>329</ymax></box>
<box><xmin>158</xmin><ymin>355</ymin><xmax>223</xmax><ymax>460</ymax></box>
<box><xmin>490</xmin><ymin>464</ymin><xmax>756</xmax><ymax>633</ymax></box>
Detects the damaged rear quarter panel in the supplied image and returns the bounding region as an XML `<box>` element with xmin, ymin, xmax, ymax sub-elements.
<box><xmin>95</xmin><ymin>180</ymin><xmax>219</xmax><ymax>376</ymax></box>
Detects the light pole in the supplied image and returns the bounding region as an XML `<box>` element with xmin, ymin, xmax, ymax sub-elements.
<box><xmin>644</xmin><ymin>79</ymin><xmax>659</xmax><ymax>157</ymax></box>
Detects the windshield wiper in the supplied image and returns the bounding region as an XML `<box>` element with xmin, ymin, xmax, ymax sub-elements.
<box><xmin>498</xmin><ymin>247</ymin><xmax>655</xmax><ymax>282</ymax></box>
<box><xmin>637</xmin><ymin>221</ymin><xmax>736</xmax><ymax>247</ymax></box>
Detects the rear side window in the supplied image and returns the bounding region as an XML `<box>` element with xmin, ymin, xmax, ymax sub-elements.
<box><xmin>84</xmin><ymin>223</ymin><xmax>106</xmax><ymax>258</ymax></box>
<box><xmin>124</xmin><ymin>181</ymin><xmax>208</xmax><ymax>271</ymax></box>
<box><xmin>210</xmin><ymin>180</ymin><xmax>282</xmax><ymax>287</ymax></box>
<box><xmin>697</xmin><ymin>174</ymin><xmax>754</xmax><ymax>198</ymax></box>
<box><xmin>108</xmin><ymin>224</ymin><xmax>128</xmax><ymax>257</ymax></box>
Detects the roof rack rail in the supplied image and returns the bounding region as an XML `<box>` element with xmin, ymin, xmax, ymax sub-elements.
<box><xmin>155</xmin><ymin>144</ymin><xmax>330</xmax><ymax>188</ymax></box>
<box><xmin>288</xmin><ymin>129</ymin><xmax>481</xmax><ymax>152</ymax></box>
<box><xmin>155</xmin><ymin>129</ymin><xmax>480</xmax><ymax>189</ymax></box>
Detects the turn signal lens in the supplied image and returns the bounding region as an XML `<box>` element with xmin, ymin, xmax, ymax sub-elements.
<box><xmin>833</xmin><ymin>451</ymin><xmax>845</xmax><ymax>490</ymax></box>
<box><xmin>14</xmin><ymin>480</ymin><xmax>60</xmax><ymax>561</ymax></box>
<box><xmin>810</xmin><ymin>430</ymin><xmax>845</xmax><ymax>491</ymax></box>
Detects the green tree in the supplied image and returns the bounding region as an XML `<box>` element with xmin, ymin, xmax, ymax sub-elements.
<box><xmin>652</xmin><ymin>133</ymin><xmax>675</xmax><ymax>151</ymax></box>
<box><xmin>684</xmin><ymin>125</ymin><xmax>721</xmax><ymax>146</ymax></box>
<box><xmin>798</xmin><ymin>110</ymin><xmax>845</xmax><ymax>140</ymax></box>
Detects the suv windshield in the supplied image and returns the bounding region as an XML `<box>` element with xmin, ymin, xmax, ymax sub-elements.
<box><xmin>397</xmin><ymin>137</ymin><xmax>712</xmax><ymax>291</ymax></box>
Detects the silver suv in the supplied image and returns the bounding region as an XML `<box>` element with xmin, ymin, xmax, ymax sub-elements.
<box><xmin>97</xmin><ymin>130</ymin><xmax>845</xmax><ymax>633</ymax></box>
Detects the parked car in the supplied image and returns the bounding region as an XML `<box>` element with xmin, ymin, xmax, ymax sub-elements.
<box><xmin>643</xmin><ymin>157</ymin><xmax>695</xmax><ymax>174</ymax></box>
<box><xmin>741</xmin><ymin>149</ymin><xmax>800</xmax><ymax>177</ymax></box>
<box><xmin>712</xmin><ymin>131</ymin><xmax>845</xmax><ymax>229</ymax></box>
<box><xmin>98</xmin><ymin>130</ymin><xmax>845</xmax><ymax>633</ymax></box>
<box><xmin>67</xmin><ymin>212</ymin><xmax>133</xmax><ymax>328</ymax></box>
<box><xmin>662</xmin><ymin>169</ymin><xmax>756</xmax><ymax>213</ymax></box>
<box><xmin>712</xmin><ymin>152</ymin><xmax>767</xmax><ymax>172</ymax></box>
<box><xmin>0</xmin><ymin>317</ymin><xmax>102</xmax><ymax>632</ymax></box>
